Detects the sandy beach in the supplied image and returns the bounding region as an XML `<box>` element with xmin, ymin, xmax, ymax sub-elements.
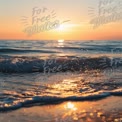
<box><xmin>0</xmin><ymin>96</ymin><xmax>122</xmax><ymax>122</ymax></box>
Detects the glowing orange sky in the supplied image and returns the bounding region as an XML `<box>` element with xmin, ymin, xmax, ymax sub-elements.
<box><xmin>0</xmin><ymin>0</ymin><xmax>122</xmax><ymax>40</ymax></box>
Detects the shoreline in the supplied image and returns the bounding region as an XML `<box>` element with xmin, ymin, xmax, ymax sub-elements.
<box><xmin>0</xmin><ymin>96</ymin><xmax>122</xmax><ymax>122</ymax></box>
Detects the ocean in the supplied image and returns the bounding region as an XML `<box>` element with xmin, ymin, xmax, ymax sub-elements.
<box><xmin>0</xmin><ymin>40</ymin><xmax>122</xmax><ymax>112</ymax></box>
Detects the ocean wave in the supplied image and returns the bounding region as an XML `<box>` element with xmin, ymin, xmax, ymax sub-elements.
<box><xmin>0</xmin><ymin>90</ymin><xmax>122</xmax><ymax>112</ymax></box>
<box><xmin>0</xmin><ymin>56</ymin><xmax>122</xmax><ymax>73</ymax></box>
<box><xmin>0</xmin><ymin>48</ymin><xmax>58</xmax><ymax>53</ymax></box>
<box><xmin>56</xmin><ymin>46</ymin><xmax>122</xmax><ymax>52</ymax></box>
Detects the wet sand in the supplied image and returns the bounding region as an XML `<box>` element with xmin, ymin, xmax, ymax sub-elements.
<box><xmin>0</xmin><ymin>96</ymin><xmax>122</xmax><ymax>122</ymax></box>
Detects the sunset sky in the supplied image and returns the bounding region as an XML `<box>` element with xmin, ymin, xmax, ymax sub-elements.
<box><xmin>0</xmin><ymin>0</ymin><xmax>122</xmax><ymax>40</ymax></box>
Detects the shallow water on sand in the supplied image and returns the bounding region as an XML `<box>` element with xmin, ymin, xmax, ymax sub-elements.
<box><xmin>0</xmin><ymin>97</ymin><xmax>122</xmax><ymax>122</ymax></box>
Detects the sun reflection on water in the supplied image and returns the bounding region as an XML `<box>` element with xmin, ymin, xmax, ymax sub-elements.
<box><xmin>64</xmin><ymin>102</ymin><xmax>77</xmax><ymax>111</ymax></box>
<box><xmin>58</xmin><ymin>39</ymin><xmax>64</xmax><ymax>47</ymax></box>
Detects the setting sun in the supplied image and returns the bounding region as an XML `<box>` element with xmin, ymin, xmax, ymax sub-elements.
<box><xmin>56</xmin><ymin>24</ymin><xmax>71</xmax><ymax>32</ymax></box>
